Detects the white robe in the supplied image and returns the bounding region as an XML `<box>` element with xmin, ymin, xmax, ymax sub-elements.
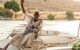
<box><xmin>9</xmin><ymin>18</ymin><xmax>42</xmax><ymax>47</ymax></box>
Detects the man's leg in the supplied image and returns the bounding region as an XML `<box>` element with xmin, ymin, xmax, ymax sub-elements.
<box><xmin>35</xmin><ymin>33</ymin><xmax>38</xmax><ymax>39</ymax></box>
<box><xmin>4</xmin><ymin>43</ymin><xmax>10</xmax><ymax>50</ymax></box>
<box><xmin>0</xmin><ymin>43</ymin><xmax>10</xmax><ymax>50</ymax></box>
<box><xmin>35</xmin><ymin>31</ymin><xmax>38</xmax><ymax>39</ymax></box>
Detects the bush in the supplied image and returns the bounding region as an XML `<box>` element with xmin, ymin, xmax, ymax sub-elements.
<box><xmin>66</xmin><ymin>10</ymin><xmax>74</xmax><ymax>20</ymax></box>
<box><xmin>0</xmin><ymin>8</ymin><xmax>13</xmax><ymax>18</ymax></box>
<box><xmin>0</xmin><ymin>7</ymin><xmax>5</xmax><ymax>12</ymax></box>
<box><xmin>47</xmin><ymin>14</ymin><xmax>56</xmax><ymax>20</ymax></box>
<box><xmin>4</xmin><ymin>9</ymin><xmax>14</xmax><ymax>18</ymax></box>
<box><xmin>4</xmin><ymin>1</ymin><xmax>12</xmax><ymax>9</ymax></box>
<box><xmin>0</xmin><ymin>7</ymin><xmax>6</xmax><ymax>17</ymax></box>
<box><xmin>72</xmin><ymin>41</ymin><xmax>80</xmax><ymax>50</ymax></box>
<box><xmin>4</xmin><ymin>0</ymin><xmax>20</xmax><ymax>12</ymax></box>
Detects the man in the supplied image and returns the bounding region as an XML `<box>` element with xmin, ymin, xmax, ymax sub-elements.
<box><xmin>0</xmin><ymin>11</ymin><xmax>42</xmax><ymax>50</ymax></box>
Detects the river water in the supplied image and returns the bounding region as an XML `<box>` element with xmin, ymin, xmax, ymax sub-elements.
<box><xmin>0</xmin><ymin>20</ymin><xmax>28</xmax><ymax>40</ymax></box>
<box><xmin>0</xmin><ymin>20</ymin><xmax>80</xmax><ymax>40</ymax></box>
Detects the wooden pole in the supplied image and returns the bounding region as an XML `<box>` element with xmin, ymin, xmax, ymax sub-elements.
<box><xmin>77</xmin><ymin>22</ymin><xmax>80</xmax><ymax>38</ymax></box>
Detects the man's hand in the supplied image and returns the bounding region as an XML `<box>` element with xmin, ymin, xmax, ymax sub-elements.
<box><xmin>21</xmin><ymin>0</ymin><xmax>24</xmax><ymax>3</ymax></box>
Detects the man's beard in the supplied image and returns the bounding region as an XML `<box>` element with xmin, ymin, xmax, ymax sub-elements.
<box><xmin>34</xmin><ymin>18</ymin><xmax>38</xmax><ymax>22</ymax></box>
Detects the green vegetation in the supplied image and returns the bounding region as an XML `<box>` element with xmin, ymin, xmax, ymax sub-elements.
<box><xmin>72</xmin><ymin>41</ymin><xmax>80</xmax><ymax>50</ymax></box>
<box><xmin>47</xmin><ymin>14</ymin><xmax>56</xmax><ymax>20</ymax></box>
<box><xmin>0</xmin><ymin>7</ymin><xmax>13</xmax><ymax>19</ymax></box>
<box><xmin>66</xmin><ymin>10</ymin><xmax>74</xmax><ymax>20</ymax></box>
<box><xmin>4</xmin><ymin>0</ymin><xmax>20</xmax><ymax>12</ymax></box>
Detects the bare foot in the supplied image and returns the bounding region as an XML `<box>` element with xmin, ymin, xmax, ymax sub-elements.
<box><xmin>0</xmin><ymin>48</ymin><xmax>3</xmax><ymax>50</ymax></box>
<box><xmin>0</xmin><ymin>48</ymin><xmax>6</xmax><ymax>50</ymax></box>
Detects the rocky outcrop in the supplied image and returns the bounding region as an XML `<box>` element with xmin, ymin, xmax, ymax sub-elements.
<box><xmin>22</xmin><ymin>0</ymin><xmax>80</xmax><ymax>12</ymax></box>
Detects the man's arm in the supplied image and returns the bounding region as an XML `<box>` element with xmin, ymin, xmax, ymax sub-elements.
<box><xmin>21</xmin><ymin>0</ymin><xmax>25</xmax><ymax>13</ymax></box>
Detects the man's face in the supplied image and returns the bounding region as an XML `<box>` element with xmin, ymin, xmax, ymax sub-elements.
<box><xmin>35</xmin><ymin>15</ymin><xmax>39</xmax><ymax>18</ymax></box>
